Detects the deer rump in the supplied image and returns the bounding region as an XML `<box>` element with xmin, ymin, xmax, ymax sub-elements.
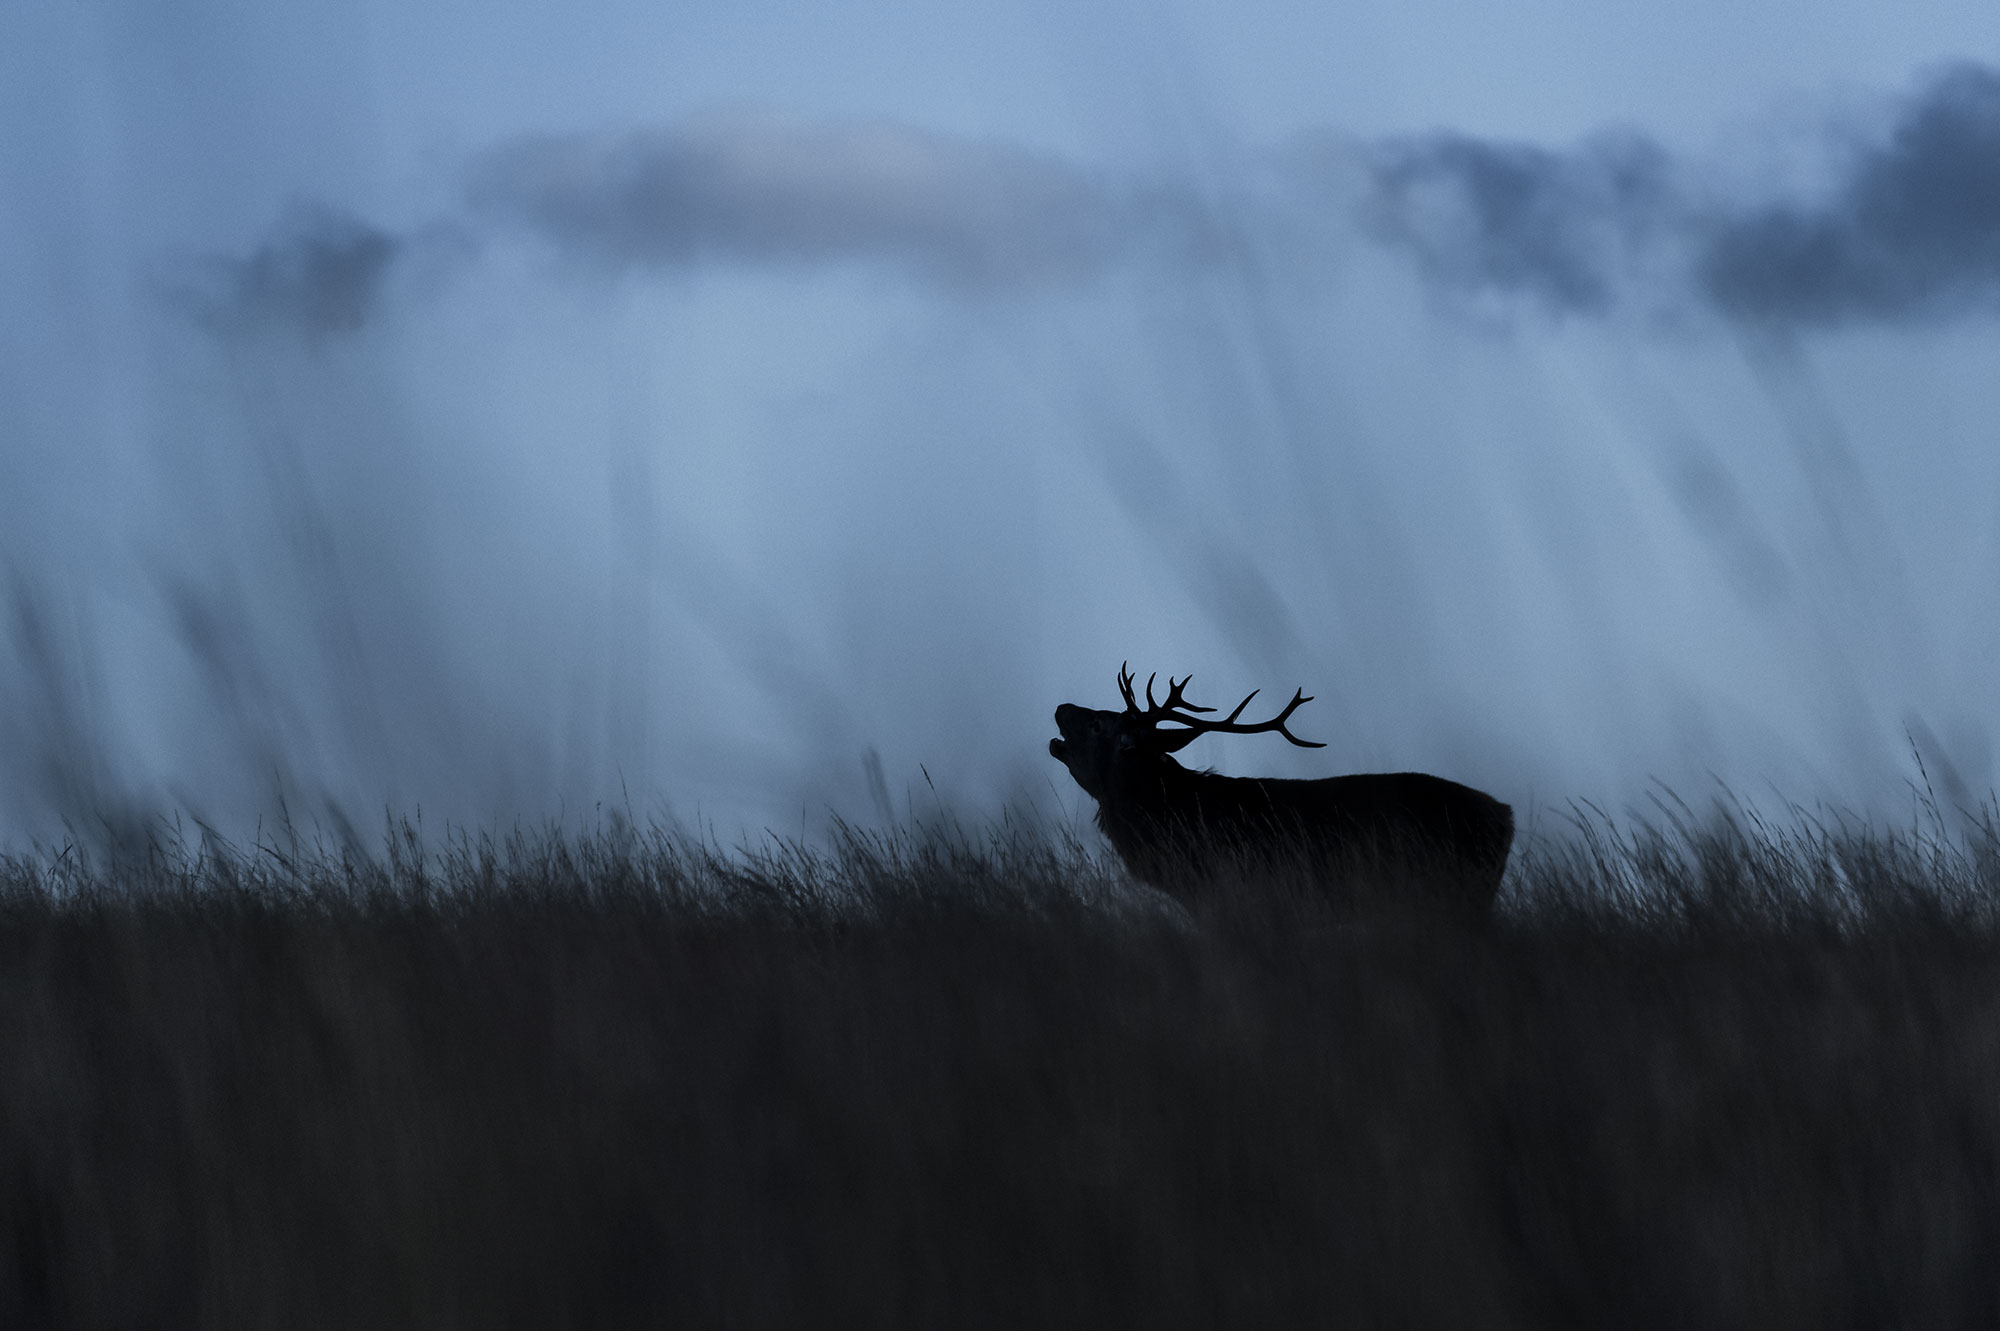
<box><xmin>1094</xmin><ymin>763</ymin><xmax>1513</xmax><ymax>920</ymax></box>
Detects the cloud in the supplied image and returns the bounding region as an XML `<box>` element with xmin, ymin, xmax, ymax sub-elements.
<box><xmin>177</xmin><ymin>64</ymin><xmax>2000</xmax><ymax>331</ymax></box>
<box><xmin>178</xmin><ymin>202</ymin><xmax>402</xmax><ymax>339</ymax></box>
<box><xmin>1359</xmin><ymin>63</ymin><xmax>2000</xmax><ymax>328</ymax></box>
<box><xmin>467</xmin><ymin>111</ymin><xmax>1142</xmax><ymax>292</ymax></box>
<box><xmin>1363</xmin><ymin>129</ymin><xmax>1680</xmax><ymax>317</ymax></box>
<box><xmin>1702</xmin><ymin>64</ymin><xmax>2000</xmax><ymax>323</ymax></box>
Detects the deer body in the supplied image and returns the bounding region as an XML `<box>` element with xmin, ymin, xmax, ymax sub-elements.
<box><xmin>1051</xmin><ymin>669</ymin><xmax>1512</xmax><ymax>922</ymax></box>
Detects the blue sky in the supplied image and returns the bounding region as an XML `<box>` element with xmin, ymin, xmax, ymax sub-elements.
<box><xmin>5</xmin><ymin>1</ymin><xmax>2000</xmax><ymax>843</ymax></box>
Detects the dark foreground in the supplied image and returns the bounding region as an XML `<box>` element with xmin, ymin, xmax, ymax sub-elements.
<box><xmin>2</xmin><ymin>806</ymin><xmax>1998</xmax><ymax>1328</ymax></box>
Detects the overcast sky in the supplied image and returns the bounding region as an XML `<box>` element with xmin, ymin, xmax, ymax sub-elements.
<box><xmin>4</xmin><ymin>0</ymin><xmax>2000</xmax><ymax>846</ymax></box>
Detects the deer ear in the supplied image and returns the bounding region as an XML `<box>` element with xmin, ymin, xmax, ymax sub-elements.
<box><xmin>1153</xmin><ymin>727</ymin><xmax>1203</xmax><ymax>754</ymax></box>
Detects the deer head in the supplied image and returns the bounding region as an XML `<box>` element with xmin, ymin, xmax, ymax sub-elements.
<box><xmin>1049</xmin><ymin>663</ymin><xmax>1324</xmax><ymax>802</ymax></box>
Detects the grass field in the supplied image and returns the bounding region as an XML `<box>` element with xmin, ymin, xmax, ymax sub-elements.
<box><xmin>1</xmin><ymin>795</ymin><xmax>1998</xmax><ymax>1328</ymax></box>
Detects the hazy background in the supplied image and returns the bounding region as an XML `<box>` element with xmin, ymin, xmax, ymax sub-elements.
<box><xmin>4</xmin><ymin>0</ymin><xmax>2000</xmax><ymax>846</ymax></box>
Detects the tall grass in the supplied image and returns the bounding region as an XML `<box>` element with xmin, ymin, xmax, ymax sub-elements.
<box><xmin>0</xmin><ymin>795</ymin><xmax>1997</xmax><ymax>1327</ymax></box>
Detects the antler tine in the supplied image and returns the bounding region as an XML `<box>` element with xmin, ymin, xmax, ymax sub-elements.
<box><xmin>1121</xmin><ymin>665</ymin><xmax>1322</xmax><ymax>744</ymax></box>
<box><xmin>1219</xmin><ymin>689</ymin><xmax>1259</xmax><ymax>724</ymax></box>
<box><xmin>1160</xmin><ymin>674</ymin><xmax>1216</xmax><ymax>715</ymax></box>
<box><xmin>1117</xmin><ymin>662</ymin><xmax>1142</xmax><ymax>713</ymax></box>
<box><xmin>1147</xmin><ymin>679</ymin><xmax>1327</xmax><ymax>748</ymax></box>
<box><xmin>1263</xmin><ymin>687</ymin><xmax>1328</xmax><ymax>748</ymax></box>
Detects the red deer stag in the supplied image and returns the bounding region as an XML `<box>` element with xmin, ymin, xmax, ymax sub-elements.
<box><xmin>1050</xmin><ymin>665</ymin><xmax>1512</xmax><ymax>922</ymax></box>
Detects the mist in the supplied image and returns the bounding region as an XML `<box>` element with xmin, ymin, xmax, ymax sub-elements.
<box><xmin>5</xmin><ymin>4</ymin><xmax>2000</xmax><ymax>847</ymax></box>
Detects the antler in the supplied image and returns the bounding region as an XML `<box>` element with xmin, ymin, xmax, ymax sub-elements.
<box><xmin>1116</xmin><ymin>661</ymin><xmax>1326</xmax><ymax>749</ymax></box>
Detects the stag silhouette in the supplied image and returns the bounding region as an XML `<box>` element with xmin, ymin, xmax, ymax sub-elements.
<box><xmin>1050</xmin><ymin>665</ymin><xmax>1512</xmax><ymax>922</ymax></box>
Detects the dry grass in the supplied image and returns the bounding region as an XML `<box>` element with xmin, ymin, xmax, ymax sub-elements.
<box><xmin>0</xmin><ymin>794</ymin><xmax>1997</xmax><ymax>1328</ymax></box>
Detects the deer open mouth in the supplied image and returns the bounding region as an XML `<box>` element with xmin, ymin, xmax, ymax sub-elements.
<box><xmin>1048</xmin><ymin>737</ymin><xmax>1066</xmax><ymax>761</ymax></box>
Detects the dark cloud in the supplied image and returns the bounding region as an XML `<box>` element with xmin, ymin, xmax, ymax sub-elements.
<box><xmin>1702</xmin><ymin>64</ymin><xmax>2000</xmax><ymax>323</ymax></box>
<box><xmin>1364</xmin><ymin>130</ymin><xmax>1679</xmax><ymax>316</ymax></box>
<box><xmin>178</xmin><ymin>202</ymin><xmax>400</xmax><ymax>339</ymax></box>
<box><xmin>177</xmin><ymin>65</ymin><xmax>2000</xmax><ymax>330</ymax></box>
<box><xmin>1361</xmin><ymin>63</ymin><xmax>2000</xmax><ymax>329</ymax></box>
<box><xmin>468</xmin><ymin>112</ymin><xmax>1136</xmax><ymax>291</ymax></box>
